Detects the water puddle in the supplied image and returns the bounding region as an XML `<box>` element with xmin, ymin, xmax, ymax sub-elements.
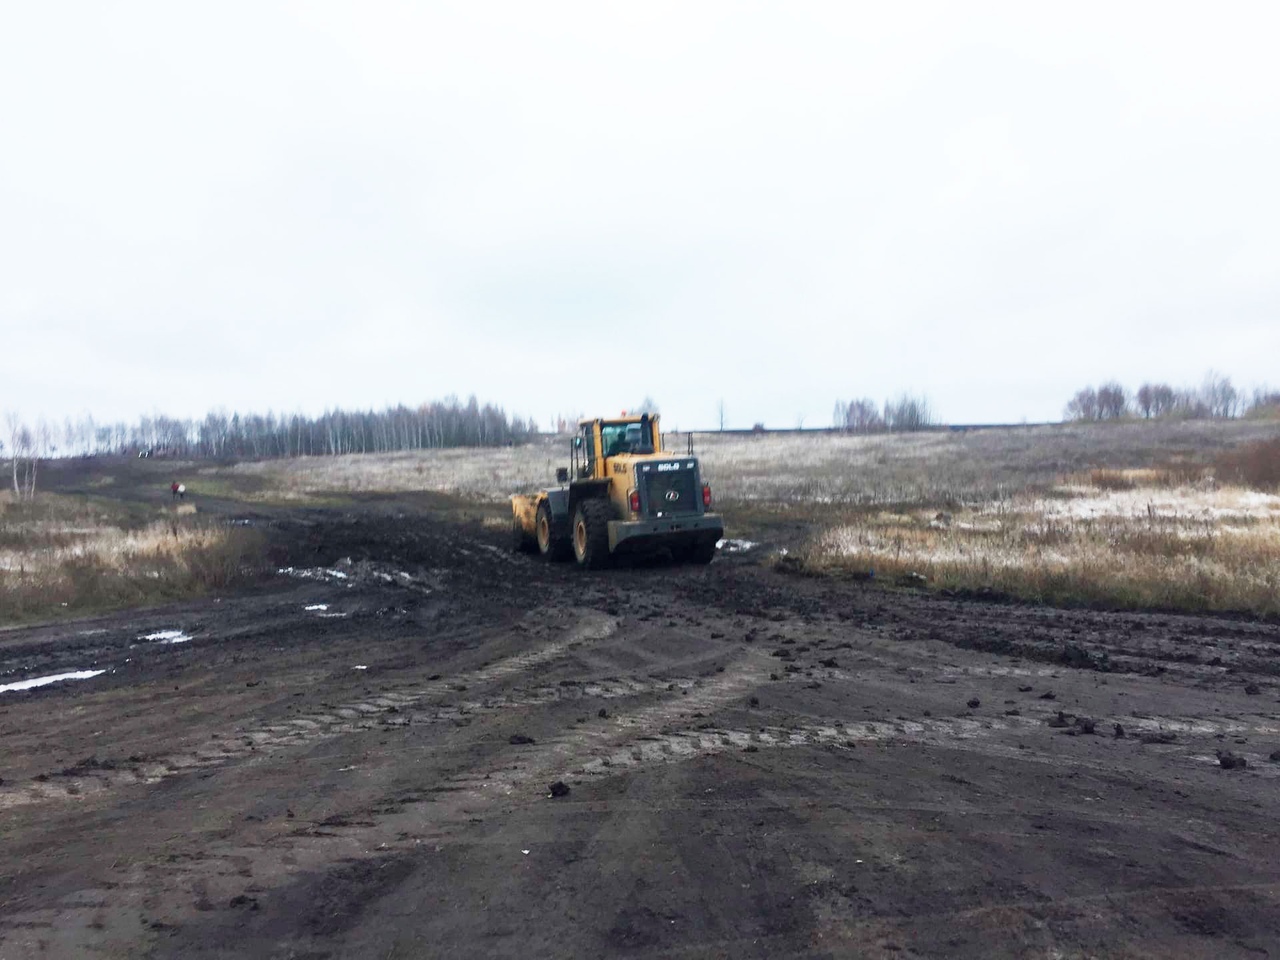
<box><xmin>0</xmin><ymin>670</ymin><xmax>106</xmax><ymax>694</ymax></box>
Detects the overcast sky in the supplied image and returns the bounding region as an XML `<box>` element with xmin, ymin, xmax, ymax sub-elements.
<box><xmin>2</xmin><ymin>1</ymin><xmax>1278</xmax><ymax>431</ymax></box>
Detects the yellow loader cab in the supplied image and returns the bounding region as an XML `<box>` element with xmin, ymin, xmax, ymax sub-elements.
<box><xmin>511</xmin><ymin>414</ymin><xmax>724</xmax><ymax>568</ymax></box>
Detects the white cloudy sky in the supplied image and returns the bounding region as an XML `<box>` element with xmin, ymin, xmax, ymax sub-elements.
<box><xmin>2</xmin><ymin>1</ymin><xmax>1278</xmax><ymax>430</ymax></box>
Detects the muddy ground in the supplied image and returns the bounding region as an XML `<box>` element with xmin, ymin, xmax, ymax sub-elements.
<box><xmin>3</xmin><ymin>479</ymin><xmax>1280</xmax><ymax>958</ymax></box>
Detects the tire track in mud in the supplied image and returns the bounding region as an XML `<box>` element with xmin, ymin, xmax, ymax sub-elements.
<box><xmin>574</xmin><ymin>714</ymin><xmax>1040</xmax><ymax>778</ymax></box>
<box><xmin>0</xmin><ymin>609</ymin><xmax>620</xmax><ymax>811</ymax></box>
<box><xmin>559</xmin><ymin>878</ymin><xmax>1280</xmax><ymax>960</ymax></box>
<box><xmin>8</xmin><ymin>595</ymin><xmax>1280</xmax><ymax>957</ymax></box>
<box><xmin>9</xmin><ymin>647</ymin><xmax>1275</xmax><ymax>959</ymax></box>
<box><xmin>2</xmin><ymin>617</ymin><xmax>762</xmax><ymax>958</ymax></box>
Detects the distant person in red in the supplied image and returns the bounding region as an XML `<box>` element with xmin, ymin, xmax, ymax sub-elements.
<box><xmin>171</xmin><ymin>481</ymin><xmax>179</xmax><ymax>500</ymax></box>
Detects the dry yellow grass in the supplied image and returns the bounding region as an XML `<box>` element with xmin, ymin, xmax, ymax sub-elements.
<box><xmin>0</xmin><ymin>493</ymin><xmax>261</xmax><ymax>623</ymax></box>
<box><xmin>809</xmin><ymin>482</ymin><xmax>1280</xmax><ymax>615</ymax></box>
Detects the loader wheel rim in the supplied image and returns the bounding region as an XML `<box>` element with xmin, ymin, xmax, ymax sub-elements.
<box><xmin>575</xmin><ymin>518</ymin><xmax>588</xmax><ymax>557</ymax></box>
<box><xmin>537</xmin><ymin>514</ymin><xmax>550</xmax><ymax>549</ymax></box>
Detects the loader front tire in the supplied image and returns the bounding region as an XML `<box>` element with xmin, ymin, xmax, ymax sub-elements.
<box><xmin>572</xmin><ymin>499</ymin><xmax>612</xmax><ymax>570</ymax></box>
<box><xmin>537</xmin><ymin>501</ymin><xmax>571</xmax><ymax>561</ymax></box>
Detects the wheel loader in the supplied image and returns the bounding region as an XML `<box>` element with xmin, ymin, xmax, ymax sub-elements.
<box><xmin>511</xmin><ymin>414</ymin><xmax>724</xmax><ymax>568</ymax></box>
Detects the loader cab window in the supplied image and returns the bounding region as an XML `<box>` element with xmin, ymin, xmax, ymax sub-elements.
<box><xmin>601</xmin><ymin>421</ymin><xmax>654</xmax><ymax>458</ymax></box>
<box><xmin>601</xmin><ymin>424</ymin><xmax>628</xmax><ymax>458</ymax></box>
<box><xmin>579</xmin><ymin>426</ymin><xmax>595</xmax><ymax>477</ymax></box>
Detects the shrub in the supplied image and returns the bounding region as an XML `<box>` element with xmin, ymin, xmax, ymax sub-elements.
<box><xmin>1217</xmin><ymin>438</ymin><xmax>1280</xmax><ymax>491</ymax></box>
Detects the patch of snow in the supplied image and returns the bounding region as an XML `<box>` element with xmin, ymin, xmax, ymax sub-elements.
<box><xmin>318</xmin><ymin>612</ymin><xmax>349</xmax><ymax>619</ymax></box>
<box><xmin>716</xmin><ymin>539</ymin><xmax>758</xmax><ymax>553</ymax></box>
<box><xmin>353</xmin><ymin>665</ymin><xmax>368</xmax><ymax>670</ymax></box>
<box><xmin>142</xmin><ymin>630</ymin><xmax>193</xmax><ymax>644</ymax></box>
<box><xmin>1036</xmin><ymin>487</ymin><xmax>1280</xmax><ymax>521</ymax></box>
<box><xmin>304</xmin><ymin>604</ymin><xmax>330</xmax><ymax>612</ymax></box>
<box><xmin>277</xmin><ymin>567</ymin><xmax>350</xmax><ymax>583</ymax></box>
<box><xmin>0</xmin><ymin>669</ymin><xmax>106</xmax><ymax>694</ymax></box>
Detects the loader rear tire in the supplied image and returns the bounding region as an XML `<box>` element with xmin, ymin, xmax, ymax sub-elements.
<box><xmin>537</xmin><ymin>501</ymin><xmax>571</xmax><ymax>561</ymax></box>
<box><xmin>572</xmin><ymin>499</ymin><xmax>612</xmax><ymax>570</ymax></box>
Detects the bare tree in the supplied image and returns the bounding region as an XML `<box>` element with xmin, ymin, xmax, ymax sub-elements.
<box><xmin>1096</xmin><ymin>381</ymin><xmax>1128</xmax><ymax>419</ymax></box>
<box><xmin>4</xmin><ymin>413</ymin><xmax>40</xmax><ymax>500</ymax></box>
<box><xmin>838</xmin><ymin>398</ymin><xmax>883</xmax><ymax>433</ymax></box>
<box><xmin>1246</xmin><ymin>388</ymin><xmax>1280</xmax><ymax>418</ymax></box>
<box><xmin>717</xmin><ymin>400</ymin><xmax>727</xmax><ymax>432</ymax></box>
<box><xmin>6</xmin><ymin>412</ymin><xmax>23</xmax><ymax>498</ymax></box>
<box><xmin>882</xmin><ymin>394</ymin><xmax>935</xmax><ymax>432</ymax></box>
<box><xmin>1136</xmin><ymin>382</ymin><xmax>1175</xmax><ymax>418</ymax></box>
<box><xmin>1201</xmin><ymin>371</ymin><xmax>1239</xmax><ymax>419</ymax></box>
<box><xmin>1171</xmin><ymin>388</ymin><xmax>1210</xmax><ymax>419</ymax></box>
<box><xmin>1065</xmin><ymin>387</ymin><xmax>1099</xmax><ymax>421</ymax></box>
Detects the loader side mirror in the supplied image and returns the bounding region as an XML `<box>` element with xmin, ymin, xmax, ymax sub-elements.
<box><xmin>573</xmin><ymin>436</ymin><xmax>583</xmax><ymax>448</ymax></box>
<box><xmin>555</xmin><ymin>467</ymin><xmax>569</xmax><ymax>484</ymax></box>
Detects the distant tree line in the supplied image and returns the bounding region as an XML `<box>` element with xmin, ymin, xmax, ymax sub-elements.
<box><xmin>4</xmin><ymin>396</ymin><xmax>539</xmax><ymax>471</ymax></box>
<box><xmin>832</xmin><ymin>394</ymin><xmax>938</xmax><ymax>433</ymax></box>
<box><xmin>1065</xmin><ymin>372</ymin><xmax>1280</xmax><ymax>422</ymax></box>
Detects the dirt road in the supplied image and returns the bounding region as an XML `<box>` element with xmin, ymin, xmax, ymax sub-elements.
<box><xmin>3</xmin><ymin>504</ymin><xmax>1280</xmax><ymax>958</ymax></box>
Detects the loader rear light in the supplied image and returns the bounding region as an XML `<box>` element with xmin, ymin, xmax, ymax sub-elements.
<box><xmin>702</xmin><ymin>483</ymin><xmax>712</xmax><ymax>508</ymax></box>
<box><xmin>629</xmin><ymin>490</ymin><xmax>641</xmax><ymax>513</ymax></box>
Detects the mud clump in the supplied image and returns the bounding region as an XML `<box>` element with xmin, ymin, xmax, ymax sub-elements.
<box><xmin>1244</xmin><ymin>683</ymin><xmax>1261</xmax><ymax>696</ymax></box>
<box><xmin>966</xmin><ymin>698</ymin><xmax>981</xmax><ymax>709</ymax></box>
<box><xmin>1114</xmin><ymin>724</ymin><xmax>1126</xmax><ymax>739</ymax></box>
<box><xmin>1140</xmin><ymin>731</ymin><xmax>1178</xmax><ymax>745</ymax></box>
<box><xmin>1047</xmin><ymin>711</ymin><xmax>1071</xmax><ymax>729</ymax></box>
<box><xmin>508</xmin><ymin>734</ymin><xmax>536</xmax><ymax>745</ymax></box>
<box><xmin>1060</xmin><ymin>644</ymin><xmax>1099</xmax><ymax>669</ymax></box>
<box><xmin>818</xmin><ymin>658</ymin><xmax>839</xmax><ymax>668</ymax></box>
<box><xmin>1216</xmin><ymin>750</ymin><xmax>1248</xmax><ymax>770</ymax></box>
<box><xmin>60</xmin><ymin>756</ymin><xmax>117</xmax><ymax>777</ymax></box>
<box><xmin>548</xmin><ymin>781</ymin><xmax>571</xmax><ymax>798</ymax></box>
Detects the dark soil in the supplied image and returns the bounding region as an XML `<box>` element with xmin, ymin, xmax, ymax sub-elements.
<box><xmin>3</xmin><ymin>468</ymin><xmax>1280</xmax><ymax>957</ymax></box>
